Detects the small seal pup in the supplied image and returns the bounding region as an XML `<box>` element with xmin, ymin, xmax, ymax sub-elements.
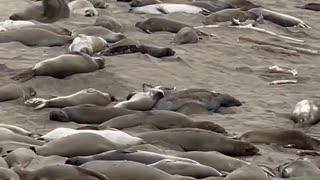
<box><xmin>139</xmin><ymin>128</ymin><xmax>259</xmax><ymax>156</ymax></box>
<box><xmin>11</xmin><ymin>52</ymin><xmax>104</xmax><ymax>82</ymax></box>
<box><xmin>4</xmin><ymin>148</ymin><xmax>37</xmax><ymax>168</ymax></box>
<box><xmin>94</xmin><ymin>16</ymin><xmax>124</xmax><ymax>33</ymax></box>
<box><xmin>149</xmin><ymin>159</ymin><xmax>224</xmax><ymax>178</ymax></box>
<box><xmin>247</xmin><ymin>8</ymin><xmax>311</xmax><ymax>29</ymax></box>
<box><xmin>13</xmin><ymin>164</ymin><xmax>111</xmax><ymax>180</ymax></box>
<box><xmin>239</xmin><ymin>128</ymin><xmax>320</xmax><ymax>151</ymax></box>
<box><xmin>50</xmin><ymin>105</ymin><xmax>135</xmax><ymax>124</ymax></box>
<box><xmin>65</xmin><ymin>149</ymin><xmax>199</xmax><ymax>166</ymax></box>
<box><xmin>0</xmin><ymin>84</ymin><xmax>36</xmax><ymax>102</ymax></box>
<box><xmin>24</xmin><ymin>88</ymin><xmax>115</xmax><ymax>110</ymax></box>
<box><xmin>68</xmin><ymin>0</ymin><xmax>98</xmax><ymax>17</ymax></box>
<box><xmin>289</xmin><ymin>99</ymin><xmax>320</xmax><ymax>127</ymax></box>
<box><xmin>0</xmin><ymin>28</ymin><xmax>73</xmax><ymax>47</ymax></box>
<box><xmin>9</xmin><ymin>0</ymin><xmax>70</xmax><ymax>23</ymax></box>
<box><xmin>0</xmin><ymin>167</ymin><xmax>20</xmax><ymax>180</ymax></box>
<box><xmin>72</xmin><ymin>26</ymin><xmax>126</xmax><ymax>43</ymax></box>
<box><xmin>296</xmin><ymin>3</ymin><xmax>320</xmax><ymax>11</ymax></box>
<box><xmin>69</xmin><ymin>34</ymin><xmax>108</xmax><ymax>55</ymax></box>
<box><xmin>277</xmin><ymin>160</ymin><xmax>320</xmax><ymax>178</ymax></box>
<box><xmin>203</xmin><ymin>9</ymin><xmax>250</xmax><ymax>25</ymax></box>
<box><xmin>172</xmin><ymin>27</ymin><xmax>200</xmax><ymax>44</ymax></box>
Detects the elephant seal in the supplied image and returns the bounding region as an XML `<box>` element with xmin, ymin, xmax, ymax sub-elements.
<box><xmin>11</xmin><ymin>52</ymin><xmax>104</xmax><ymax>82</ymax></box>
<box><xmin>139</xmin><ymin>128</ymin><xmax>259</xmax><ymax>156</ymax></box>
<box><xmin>176</xmin><ymin>102</ymin><xmax>210</xmax><ymax>115</ymax></box>
<box><xmin>277</xmin><ymin>160</ymin><xmax>320</xmax><ymax>178</ymax></box>
<box><xmin>0</xmin><ymin>124</ymin><xmax>39</xmax><ymax>138</ymax></box>
<box><xmin>68</xmin><ymin>0</ymin><xmax>98</xmax><ymax>17</ymax></box>
<box><xmin>65</xmin><ymin>149</ymin><xmax>199</xmax><ymax>166</ymax></box>
<box><xmin>296</xmin><ymin>3</ymin><xmax>320</xmax><ymax>11</ymax></box>
<box><xmin>129</xmin><ymin>4</ymin><xmax>210</xmax><ymax>15</ymax></box>
<box><xmin>240</xmin><ymin>128</ymin><xmax>320</xmax><ymax>151</ymax></box>
<box><xmin>40</xmin><ymin>127</ymin><xmax>143</xmax><ymax>146</ymax></box>
<box><xmin>13</xmin><ymin>164</ymin><xmax>110</xmax><ymax>180</ymax></box>
<box><xmin>72</xmin><ymin>26</ymin><xmax>126</xmax><ymax>43</ymax></box>
<box><xmin>187</xmin><ymin>1</ymin><xmax>233</xmax><ymax>12</ymax></box>
<box><xmin>247</xmin><ymin>8</ymin><xmax>311</xmax><ymax>29</ymax></box>
<box><xmin>71</xmin><ymin>0</ymin><xmax>109</xmax><ymax>8</ymax></box>
<box><xmin>0</xmin><ymin>167</ymin><xmax>20</xmax><ymax>180</ymax></box>
<box><xmin>0</xmin><ymin>157</ymin><xmax>8</xmax><ymax>168</ymax></box>
<box><xmin>225</xmin><ymin>0</ymin><xmax>260</xmax><ymax>10</ymax></box>
<box><xmin>0</xmin><ymin>28</ymin><xmax>73</xmax><ymax>47</ymax></box>
<box><xmin>50</xmin><ymin>105</ymin><xmax>135</xmax><ymax>124</ymax></box>
<box><xmin>30</xmin><ymin>133</ymin><xmax>122</xmax><ymax>157</ymax></box>
<box><xmin>92</xmin><ymin>110</ymin><xmax>227</xmax><ymax>134</ymax></box>
<box><xmin>4</xmin><ymin>148</ymin><xmax>37</xmax><ymax>168</ymax></box>
<box><xmin>0</xmin><ymin>84</ymin><xmax>36</xmax><ymax>102</ymax></box>
<box><xmin>289</xmin><ymin>99</ymin><xmax>320</xmax><ymax>127</ymax></box>
<box><xmin>172</xmin><ymin>27</ymin><xmax>200</xmax><ymax>44</ymax></box>
<box><xmin>94</xmin><ymin>16</ymin><xmax>124</xmax><ymax>33</ymax></box>
<box><xmin>149</xmin><ymin>159</ymin><xmax>223</xmax><ymax>178</ymax></box>
<box><xmin>69</xmin><ymin>34</ymin><xmax>108</xmax><ymax>55</ymax></box>
<box><xmin>224</xmin><ymin>164</ymin><xmax>270</xmax><ymax>180</ymax></box>
<box><xmin>22</xmin><ymin>24</ymin><xmax>72</xmax><ymax>36</ymax></box>
<box><xmin>203</xmin><ymin>9</ymin><xmax>250</xmax><ymax>25</ymax></box>
<box><xmin>9</xmin><ymin>0</ymin><xmax>70</xmax><ymax>23</ymax></box>
<box><xmin>0</xmin><ymin>20</ymin><xmax>36</xmax><ymax>31</ymax></box>
<box><xmin>24</xmin><ymin>88</ymin><xmax>115</xmax><ymax>110</ymax></box>
<box><xmin>0</xmin><ymin>128</ymin><xmax>44</xmax><ymax>146</ymax></box>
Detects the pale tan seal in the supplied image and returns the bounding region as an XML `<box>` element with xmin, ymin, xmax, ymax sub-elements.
<box><xmin>0</xmin><ymin>128</ymin><xmax>44</xmax><ymax>146</ymax></box>
<box><xmin>94</xmin><ymin>15</ymin><xmax>124</xmax><ymax>33</ymax></box>
<box><xmin>289</xmin><ymin>99</ymin><xmax>320</xmax><ymax>127</ymax></box>
<box><xmin>11</xmin><ymin>52</ymin><xmax>105</xmax><ymax>82</ymax></box>
<box><xmin>203</xmin><ymin>9</ymin><xmax>250</xmax><ymax>25</ymax></box>
<box><xmin>68</xmin><ymin>0</ymin><xmax>99</xmax><ymax>17</ymax></box>
<box><xmin>69</xmin><ymin>34</ymin><xmax>108</xmax><ymax>55</ymax></box>
<box><xmin>0</xmin><ymin>167</ymin><xmax>20</xmax><ymax>180</ymax></box>
<box><xmin>4</xmin><ymin>148</ymin><xmax>37</xmax><ymax>168</ymax></box>
<box><xmin>22</xmin><ymin>24</ymin><xmax>72</xmax><ymax>36</ymax></box>
<box><xmin>24</xmin><ymin>88</ymin><xmax>115</xmax><ymax>110</ymax></box>
<box><xmin>0</xmin><ymin>84</ymin><xmax>36</xmax><ymax>102</ymax></box>
<box><xmin>72</xmin><ymin>26</ymin><xmax>126</xmax><ymax>43</ymax></box>
<box><xmin>172</xmin><ymin>27</ymin><xmax>200</xmax><ymax>45</ymax></box>
<box><xmin>0</xmin><ymin>124</ymin><xmax>40</xmax><ymax>138</ymax></box>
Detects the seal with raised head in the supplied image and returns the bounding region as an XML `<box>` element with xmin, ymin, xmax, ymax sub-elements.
<box><xmin>277</xmin><ymin>160</ymin><xmax>320</xmax><ymax>178</ymax></box>
<box><xmin>69</xmin><ymin>34</ymin><xmax>108</xmax><ymax>55</ymax></box>
<box><xmin>296</xmin><ymin>3</ymin><xmax>320</xmax><ymax>11</ymax></box>
<box><xmin>50</xmin><ymin>104</ymin><xmax>135</xmax><ymax>124</ymax></box>
<box><xmin>72</xmin><ymin>26</ymin><xmax>126</xmax><ymax>43</ymax></box>
<box><xmin>0</xmin><ymin>28</ymin><xmax>73</xmax><ymax>47</ymax></box>
<box><xmin>68</xmin><ymin>0</ymin><xmax>98</xmax><ymax>17</ymax></box>
<box><xmin>289</xmin><ymin>99</ymin><xmax>320</xmax><ymax>128</ymax></box>
<box><xmin>139</xmin><ymin>128</ymin><xmax>259</xmax><ymax>156</ymax></box>
<box><xmin>9</xmin><ymin>0</ymin><xmax>70</xmax><ymax>23</ymax></box>
<box><xmin>24</xmin><ymin>88</ymin><xmax>115</xmax><ymax>110</ymax></box>
<box><xmin>172</xmin><ymin>27</ymin><xmax>200</xmax><ymax>45</ymax></box>
<box><xmin>94</xmin><ymin>16</ymin><xmax>124</xmax><ymax>33</ymax></box>
<box><xmin>203</xmin><ymin>9</ymin><xmax>251</xmax><ymax>25</ymax></box>
<box><xmin>4</xmin><ymin>148</ymin><xmax>37</xmax><ymax>168</ymax></box>
<box><xmin>0</xmin><ymin>84</ymin><xmax>36</xmax><ymax>102</ymax></box>
<box><xmin>11</xmin><ymin>52</ymin><xmax>105</xmax><ymax>82</ymax></box>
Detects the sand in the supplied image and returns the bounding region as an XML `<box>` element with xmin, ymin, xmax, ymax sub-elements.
<box><xmin>1</xmin><ymin>0</ymin><xmax>320</xmax><ymax>171</ymax></box>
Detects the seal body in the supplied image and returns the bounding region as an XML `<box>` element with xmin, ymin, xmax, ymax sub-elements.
<box><xmin>136</xmin><ymin>17</ymin><xmax>191</xmax><ymax>34</ymax></box>
<box><xmin>22</xmin><ymin>24</ymin><xmax>72</xmax><ymax>36</ymax></box>
<box><xmin>69</xmin><ymin>34</ymin><xmax>108</xmax><ymax>55</ymax></box>
<box><xmin>94</xmin><ymin>16</ymin><xmax>124</xmax><ymax>33</ymax></box>
<box><xmin>72</xmin><ymin>26</ymin><xmax>126</xmax><ymax>43</ymax></box>
<box><xmin>296</xmin><ymin>3</ymin><xmax>320</xmax><ymax>11</ymax></box>
<box><xmin>129</xmin><ymin>4</ymin><xmax>209</xmax><ymax>15</ymax></box>
<box><xmin>290</xmin><ymin>99</ymin><xmax>320</xmax><ymax>127</ymax></box>
<box><xmin>0</xmin><ymin>84</ymin><xmax>36</xmax><ymax>102</ymax></box>
<box><xmin>68</xmin><ymin>0</ymin><xmax>98</xmax><ymax>17</ymax></box>
<box><xmin>0</xmin><ymin>128</ymin><xmax>44</xmax><ymax>146</ymax></box>
<box><xmin>224</xmin><ymin>164</ymin><xmax>270</xmax><ymax>180</ymax></box>
<box><xmin>4</xmin><ymin>148</ymin><xmax>37</xmax><ymax>168</ymax></box>
<box><xmin>172</xmin><ymin>27</ymin><xmax>199</xmax><ymax>44</ymax></box>
<box><xmin>203</xmin><ymin>9</ymin><xmax>250</xmax><ymax>24</ymax></box>
<box><xmin>278</xmin><ymin>160</ymin><xmax>320</xmax><ymax>178</ymax></box>
<box><xmin>0</xmin><ymin>20</ymin><xmax>36</xmax><ymax>31</ymax></box>
<box><xmin>0</xmin><ymin>167</ymin><xmax>20</xmax><ymax>180</ymax></box>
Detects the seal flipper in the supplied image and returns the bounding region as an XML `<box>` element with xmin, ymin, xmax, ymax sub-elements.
<box><xmin>24</xmin><ymin>98</ymin><xmax>48</xmax><ymax>110</ymax></box>
<box><xmin>10</xmin><ymin>68</ymin><xmax>36</xmax><ymax>82</ymax></box>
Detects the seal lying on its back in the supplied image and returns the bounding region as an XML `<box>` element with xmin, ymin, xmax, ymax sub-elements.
<box><xmin>248</xmin><ymin>8</ymin><xmax>311</xmax><ymax>29</ymax></box>
<box><xmin>0</xmin><ymin>28</ymin><xmax>73</xmax><ymax>47</ymax></box>
<box><xmin>0</xmin><ymin>84</ymin><xmax>36</xmax><ymax>102</ymax></box>
<box><xmin>11</xmin><ymin>52</ymin><xmax>104</xmax><ymax>82</ymax></box>
<box><xmin>139</xmin><ymin>128</ymin><xmax>259</xmax><ymax>156</ymax></box>
<box><xmin>290</xmin><ymin>99</ymin><xmax>320</xmax><ymax>128</ymax></box>
<box><xmin>68</xmin><ymin>0</ymin><xmax>98</xmax><ymax>17</ymax></box>
<box><xmin>72</xmin><ymin>26</ymin><xmax>126</xmax><ymax>43</ymax></box>
<box><xmin>9</xmin><ymin>0</ymin><xmax>70</xmax><ymax>23</ymax></box>
<box><xmin>50</xmin><ymin>104</ymin><xmax>135</xmax><ymax>124</ymax></box>
<box><xmin>25</xmin><ymin>88</ymin><xmax>115</xmax><ymax>110</ymax></box>
<box><xmin>69</xmin><ymin>34</ymin><xmax>108</xmax><ymax>55</ymax></box>
<box><xmin>296</xmin><ymin>3</ymin><xmax>320</xmax><ymax>11</ymax></box>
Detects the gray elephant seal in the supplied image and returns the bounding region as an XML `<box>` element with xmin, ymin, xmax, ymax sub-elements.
<box><xmin>30</xmin><ymin>133</ymin><xmax>121</xmax><ymax>157</ymax></box>
<box><xmin>9</xmin><ymin>0</ymin><xmax>70</xmax><ymax>23</ymax></box>
<box><xmin>0</xmin><ymin>28</ymin><xmax>73</xmax><ymax>47</ymax></box>
<box><xmin>289</xmin><ymin>99</ymin><xmax>320</xmax><ymax>128</ymax></box>
<box><xmin>203</xmin><ymin>9</ymin><xmax>250</xmax><ymax>25</ymax></box>
<box><xmin>4</xmin><ymin>148</ymin><xmax>37</xmax><ymax>168</ymax></box>
<box><xmin>13</xmin><ymin>164</ymin><xmax>110</xmax><ymax>180</ymax></box>
<box><xmin>22</xmin><ymin>24</ymin><xmax>72</xmax><ymax>36</ymax></box>
<box><xmin>0</xmin><ymin>167</ymin><xmax>20</xmax><ymax>180</ymax></box>
<box><xmin>248</xmin><ymin>8</ymin><xmax>311</xmax><ymax>29</ymax></box>
<box><xmin>240</xmin><ymin>128</ymin><xmax>320</xmax><ymax>151</ymax></box>
<box><xmin>277</xmin><ymin>160</ymin><xmax>320</xmax><ymax>178</ymax></box>
<box><xmin>72</xmin><ymin>26</ymin><xmax>125</xmax><ymax>43</ymax></box>
<box><xmin>25</xmin><ymin>88</ymin><xmax>115</xmax><ymax>110</ymax></box>
<box><xmin>68</xmin><ymin>0</ymin><xmax>98</xmax><ymax>17</ymax></box>
<box><xmin>225</xmin><ymin>164</ymin><xmax>270</xmax><ymax>180</ymax></box>
<box><xmin>94</xmin><ymin>16</ymin><xmax>124</xmax><ymax>33</ymax></box>
<box><xmin>69</xmin><ymin>34</ymin><xmax>108</xmax><ymax>55</ymax></box>
<box><xmin>172</xmin><ymin>27</ymin><xmax>200</xmax><ymax>44</ymax></box>
<box><xmin>149</xmin><ymin>159</ymin><xmax>223</xmax><ymax>178</ymax></box>
<box><xmin>296</xmin><ymin>3</ymin><xmax>320</xmax><ymax>11</ymax></box>
<box><xmin>65</xmin><ymin>149</ymin><xmax>199</xmax><ymax>166</ymax></box>
<box><xmin>11</xmin><ymin>52</ymin><xmax>104</xmax><ymax>82</ymax></box>
<box><xmin>50</xmin><ymin>104</ymin><xmax>134</xmax><ymax>124</ymax></box>
<box><xmin>0</xmin><ymin>84</ymin><xmax>36</xmax><ymax>102</ymax></box>
<box><xmin>0</xmin><ymin>128</ymin><xmax>44</xmax><ymax>146</ymax></box>
<box><xmin>139</xmin><ymin>128</ymin><xmax>259</xmax><ymax>156</ymax></box>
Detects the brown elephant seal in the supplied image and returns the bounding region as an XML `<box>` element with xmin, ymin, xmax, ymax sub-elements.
<box><xmin>65</xmin><ymin>149</ymin><xmax>199</xmax><ymax>166</ymax></box>
<box><xmin>177</xmin><ymin>151</ymin><xmax>250</xmax><ymax>173</ymax></box>
<box><xmin>203</xmin><ymin>9</ymin><xmax>250</xmax><ymax>25</ymax></box>
<box><xmin>0</xmin><ymin>167</ymin><xmax>20</xmax><ymax>180</ymax></box>
<box><xmin>72</xmin><ymin>26</ymin><xmax>126</xmax><ymax>43</ymax></box>
<box><xmin>68</xmin><ymin>0</ymin><xmax>98</xmax><ymax>17</ymax></box>
<box><xmin>247</xmin><ymin>8</ymin><xmax>311</xmax><ymax>29</ymax></box>
<box><xmin>296</xmin><ymin>3</ymin><xmax>320</xmax><ymax>11</ymax></box>
<box><xmin>9</xmin><ymin>0</ymin><xmax>70</xmax><ymax>23</ymax></box>
<box><xmin>0</xmin><ymin>128</ymin><xmax>44</xmax><ymax>146</ymax></box>
<box><xmin>240</xmin><ymin>128</ymin><xmax>320</xmax><ymax>151</ymax></box>
<box><xmin>0</xmin><ymin>124</ymin><xmax>40</xmax><ymax>138</ymax></box>
<box><xmin>24</xmin><ymin>88</ymin><xmax>115</xmax><ymax>110</ymax></box>
<box><xmin>94</xmin><ymin>16</ymin><xmax>124</xmax><ymax>33</ymax></box>
<box><xmin>0</xmin><ymin>28</ymin><xmax>73</xmax><ymax>47</ymax></box>
<box><xmin>225</xmin><ymin>0</ymin><xmax>260</xmax><ymax>10</ymax></box>
<box><xmin>289</xmin><ymin>99</ymin><xmax>320</xmax><ymax>128</ymax></box>
<box><xmin>0</xmin><ymin>84</ymin><xmax>36</xmax><ymax>102</ymax></box>
<box><xmin>149</xmin><ymin>159</ymin><xmax>224</xmax><ymax>178</ymax></box>
<box><xmin>13</xmin><ymin>164</ymin><xmax>110</xmax><ymax>180</ymax></box>
<box><xmin>69</xmin><ymin>34</ymin><xmax>108</xmax><ymax>55</ymax></box>
<box><xmin>11</xmin><ymin>52</ymin><xmax>104</xmax><ymax>82</ymax></box>
<box><xmin>172</xmin><ymin>27</ymin><xmax>200</xmax><ymax>45</ymax></box>
<box><xmin>50</xmin><ymin>104</ymin><xmax>135</xmax><ymax>124</ymax></box>
<box><xmin>22</xmin><ymin>24</ymin><xmax>72</xmax><ymax>36</ymax></box>
<box><xmin>30</xmin><ymin>133</ymin><xmax>121</xmax><ymax>157</ymax></box>
<box><xmin>224</xmin><ymin>164</ymin><xmax>270</xmax><ymax>180</ymax></box>
<box><xmin>81</xmin><ymin>160</ymin><xmax>196</xmax><ymax>180</ymax></box>
<box><xmin>139</xmin><ymin>128</ymin><xmax>259</xmax><ymax>156</ymax></box>
<box><xmin>4</xmin><ymin>148</ymin><xmax>37</xmax><ymax>168</ymax></box>
<box><xmin>92</xmin><ymin>110</ymin><xmax>227</xmax><ymax>134</ymax></box>
<box><xmin>277</xmin><ymin>160</ymin><xmax>320</xmax><ymax>178</ymax></box>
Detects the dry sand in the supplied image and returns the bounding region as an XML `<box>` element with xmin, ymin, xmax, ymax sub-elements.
<box><xmin>1</xmin><ymin>0</ymin><xmax>320</xmax><ymax>170</ymax></box>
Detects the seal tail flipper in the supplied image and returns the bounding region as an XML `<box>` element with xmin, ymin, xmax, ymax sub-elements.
<box><xmin>10</xmin><ymin>68</ymin><xmax>35</xmax><ymax>82</ymax></box>
<box><xmin>298</xmin><ymin>23</ymin><xmax>311</xmax><ymax>29</ymax></box>
<box><xmin>24</xmin><ymin>98</ymin><xmax>47</xmax><ymax>110</ymax></box>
